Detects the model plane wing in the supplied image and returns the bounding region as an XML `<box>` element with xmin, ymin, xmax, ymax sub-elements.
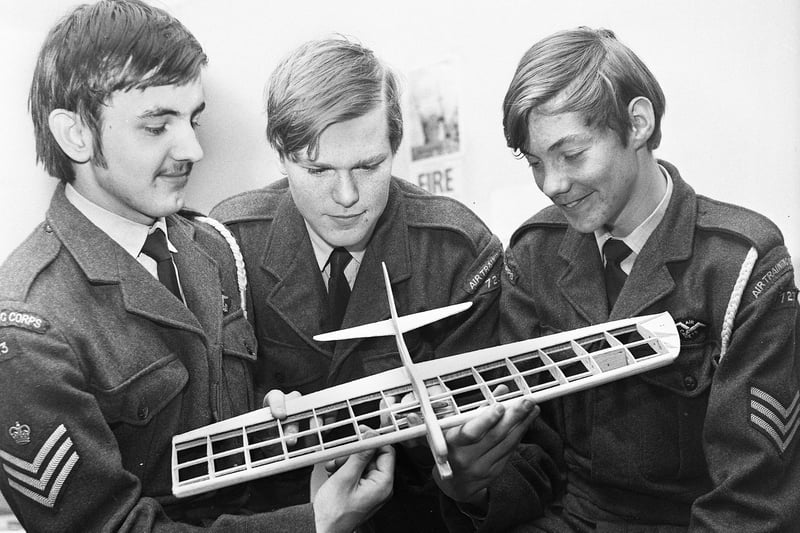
<box><xmin>172</xmin><ymin>300</ymin><xmax>680</xmax><ymax>497</ymax></box>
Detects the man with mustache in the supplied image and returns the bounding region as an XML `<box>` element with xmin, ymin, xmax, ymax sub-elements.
<box><xmin>0</xmin><ymin>1</ymin><xmax>394</xmax><ymax>531</ymax></box>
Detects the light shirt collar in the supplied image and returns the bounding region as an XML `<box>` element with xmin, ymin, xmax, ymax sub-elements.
<box><xmin>65</xmin><ymin>183</ymin><xmax>175</xmax><ymax>257</ymax></box>
<box><xmin>305</xmin><ymin>221</ymin><xmax>364</xmax><ymax>289</ymax></box>
<box><xmin>594</xmin><ymin>164</ymin><xmax>673</xmax><ymax>271</ymax></box>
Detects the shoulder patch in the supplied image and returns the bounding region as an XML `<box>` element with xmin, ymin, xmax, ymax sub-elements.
<box><xmin>464</xmin><ymin>249</ymin><xmax>502</xmax><ymax>294</ymax></box>
<box><xmin>0</xmin><ymin>310</ymin><xmax>49</xmax><ymax>334</ymax></box>
<box><xmin>0</xmin><ymin>335</ymin><xmax>19</xmax><ymax>363</ymax></box>
<box><xmin>0</xmin><ymin>423</ymin><xmax>80</xmax><ymax>508</ymax></box>
<box><xmin>748</xmin><ymin>256</ymin><xmax>793</xmax><ymax>300</ymax></box>
<box><xmin>775</xmin><ymin>289</ymin><xmax>798</xmax><ymax>310</ymax></box>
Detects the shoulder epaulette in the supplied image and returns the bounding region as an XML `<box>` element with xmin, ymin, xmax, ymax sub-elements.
<box><xmin>396</xmin><ymin>178</ymin><xmax>492</xmax><ymax>247</ymax></box>
<box><xmin>0</xmin><ymin>222</ymin><xmax>61</xmax><ymax>301</ymax></box>
<box><xmin>695</xmin><ymin>195</ymin><xmax>784</xmax><ymax>254</ymax></box>
<box><xmin>210</xmin><ymin>180</ymin><xmax>289</xmax><ymax>225</ymax></box>
<box><xmin>509</xmin><ymin>205</ymin><xmax>567</xmax><ymax>247</ymax></box>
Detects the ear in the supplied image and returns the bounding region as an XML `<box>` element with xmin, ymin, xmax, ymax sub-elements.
<box><xmin>627</xmin><ymin>96</ymin><xmax>655</xmax><ymax>150</ymax></box>
<box><xmin>277</xmin><ymin>155</ymin><xmax>288</xmax><ymax>176</ymax></box>
<box><xmin>48</xmin><ymin>109</ymin><xmax>94</xmax><ymax>164</ymax></box>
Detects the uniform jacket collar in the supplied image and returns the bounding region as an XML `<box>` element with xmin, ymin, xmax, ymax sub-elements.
<box><xmin>557</xmin><ymin>160</ymin><xmax>696</xmax><ymax>322</ymax></box>
<box><xmin>259</xmin><ymin>178</ymin><xmax>412</xmax><ymax>365</ymax></box>
<box><xmin>46</xmin><ymin>183</ymin><xmax>217</xmax><ymax>336</ymax></box>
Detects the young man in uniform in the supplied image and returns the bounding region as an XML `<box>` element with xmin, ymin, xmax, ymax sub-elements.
<box><xmin>0</xmin><ymin>2</ymin><xmax>394</xmax><ymax>531</ymax></box>
<box><xmin>438</xmin><ymin>27</ymin><xmax>800</xmax><ymax>531</ymax></box>
<box><xmin>210</xmin><ymin>37</ymin><xmax>525</xmax><ymax>532</ymax></box>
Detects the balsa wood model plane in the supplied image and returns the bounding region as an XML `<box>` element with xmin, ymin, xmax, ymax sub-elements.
<box><xmin>171</xmin><ymin>263</ymin><xmax>680</xmax><ymax>498</ymax></box>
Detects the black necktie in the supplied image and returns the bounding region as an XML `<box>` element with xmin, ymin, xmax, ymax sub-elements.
<box><xmin>141</xmin><ymin>228</ymin><xmax>182</xmax><ymax>301</ymax></box>
<box><xmin>603</xmin><ymin>238</ymin><xmax>632</xmax><ymax>310</ymax></box>
<box><xmin>326</xmin><ymin>247</ymin><xmax>352</xmax><ymax>331</ymax></box>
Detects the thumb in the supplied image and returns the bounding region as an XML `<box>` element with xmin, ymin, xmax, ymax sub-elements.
<box><xmin>333</xmin><ymin>446</ymin><xmax>378</xmax><ymax>482</ymax></box>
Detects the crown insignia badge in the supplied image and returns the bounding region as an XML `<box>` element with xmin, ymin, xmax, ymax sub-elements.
<box><xmin>9</xmin><ymin>421</ymin><xmax>31</xmax><ymax>446</ymax></box>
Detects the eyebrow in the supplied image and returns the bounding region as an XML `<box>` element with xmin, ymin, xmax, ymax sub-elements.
<box><xmin>304</xmin><ymin>153</ymin><xmax>387</xmax><ymax>169</ymax></box>
<box><xmin>138</xmin><ymin>101</ymin><xmax>206</xmax><ymax>120</ymax></box>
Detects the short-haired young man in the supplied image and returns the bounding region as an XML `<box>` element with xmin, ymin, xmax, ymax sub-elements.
<box><xmin>210</xmin><ymin>37</ymin><xmax>523</xmax><ymax>532</ymax></box>
<box><xmin>439</xmin><ymin>27</ymin><xmax>799</xmax><ymax>531</ymax></box>
<box><xmin>0</xmin><ymin>2</ymin><xmax>393</xmax><ymax>531</ymax></box>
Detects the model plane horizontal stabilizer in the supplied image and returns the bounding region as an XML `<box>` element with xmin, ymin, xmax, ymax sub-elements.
<box><xmin>313</xmin><ymin>301</ymin><xmax>473</xmax><ymax>342</ymax></box>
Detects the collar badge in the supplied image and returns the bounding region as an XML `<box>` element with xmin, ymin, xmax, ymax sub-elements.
<box><xmin>9</xmin><ymin>421</ymin><xmax>31</xmax><ymax>446</ymax></box>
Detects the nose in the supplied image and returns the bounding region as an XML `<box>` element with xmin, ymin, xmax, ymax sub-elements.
<box><xmin>332</xmin><ymin>171</ymin><xmax>359</xmax><ymax>208</ymax></box>
<box><xmin>537</xmin><ymin>165</ymin><xmax>570</xmax><ymax>199</ymax></box>
<box><xmin>172</xmin><ymin>122</ymin><xmax>204</xmax><ymax>163</ymax></box>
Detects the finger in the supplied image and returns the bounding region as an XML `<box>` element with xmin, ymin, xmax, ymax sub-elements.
<box><xmin>324</xmin><ymin>455</ymin><xmax>349</xmax><ymax>476</ymax></box>
<box><xmin>263</xmin><ymin>389</ymin><xmax>301</xmax><ymax>418</ymax></box>
<box><xmin>446</xmin><ymin>403</ymin><xmax>506</xmax><ymax>446</ymax></box>
<box><xmin>380</xmin><ymin>396</ymin><xmax>397</xmax><ymax>428</ymax></box>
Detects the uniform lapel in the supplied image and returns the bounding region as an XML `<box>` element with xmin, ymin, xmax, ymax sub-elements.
<box><xmin>261</xmin><ymin>194</ymin><xmax>331</xmax><ymax>356</ymax></box>
<box><xmin>557</xmin><ymin>228</ymin><xmax>609</xmax><ymax>324</ymax></box>
<box><xmin>611</xmin><ymin>164</ymin><xmax>695</xmax><ymax>319</ymax></box>
<box><xmin>168</xmin><ymin>216</ymin><xmax>222</xmax><ymax>341</ymax></box>
<box><xmin>48</xmin><ymin>185</ymin><xmax>203</xmax><ymax>335</ymax></box>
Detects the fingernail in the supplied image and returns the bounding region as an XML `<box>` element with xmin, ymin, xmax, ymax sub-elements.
<box><xmin>522</xmin><ymin>399</ymin><xmax>534</xmax><ymax>411</ymax></box>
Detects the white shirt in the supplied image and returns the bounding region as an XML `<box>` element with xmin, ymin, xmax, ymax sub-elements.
<box><xmin>64</xmin><ymin>185</ymin><xmax>183</xmax><ymax>294</ymax></box>
<box><xmin>305</xmin><ymin>221</ymin><xmax>364</xmax><ymax>291</ymax></box>
<box><xmin>594</xmin><ymin>165</ymin><xmax>674</xmax><ymax>275</ymax></box>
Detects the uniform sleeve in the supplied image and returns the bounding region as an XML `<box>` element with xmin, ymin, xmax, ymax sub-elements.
<box><xmin>439</xmin><ymin>245</ymin><xmax>565</xmax><ymax>533</ymax></box>
<box><xmin>690</xmin><ymin>245</ymin><xmax>800</xmax><ymax>531</ymax></box>
<box><xmin>432</xmin><ymin>232</ymin><xmax>504</xmax><ymax>357</ymax></box>
<box><xmin>0</xmin><ymin>307</ymin><xmax>316</xmax><ymax>533</ymax></box>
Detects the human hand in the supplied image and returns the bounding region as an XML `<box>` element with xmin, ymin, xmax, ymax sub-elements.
<box><xmin>313</xmin><ymin>428</ymin><xmax>395</xmax><ymax>533</ymax></box>
<box><xmin>380</xmin><ymin>385</ymin><xmax>455</xmax><ymax>448</ymax></box>
<box><xmin>263</xmin><ymin>389</ymin><xmax>302</xmax><ymax>446</ymax></box>
<box><xmin>435</xmin><ymin>386</ymin><xmax>539</xmax><ymax>509</ymax></box>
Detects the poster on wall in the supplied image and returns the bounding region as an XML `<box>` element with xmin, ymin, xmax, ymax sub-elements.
<box><xmin>407</xmin><ymin>58</ymin><xmax>463</xmax><ymax>199</ymax></box>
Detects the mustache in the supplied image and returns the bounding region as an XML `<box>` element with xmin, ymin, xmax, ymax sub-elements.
<box><xmin>159</xmin><ymin>163</ymin><xmax>193</xmax><ymax>177</ymax></box>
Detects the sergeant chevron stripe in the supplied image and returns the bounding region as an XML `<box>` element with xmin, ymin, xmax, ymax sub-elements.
<box><xmin>750</xmin><ymin>387</ymin><xmax>800</xmax><ymax>455</ymax></box>
<box><xmin>0</xmin><ymin>424</ymin><xmax>80</xmax><ymax>508</ymax></box>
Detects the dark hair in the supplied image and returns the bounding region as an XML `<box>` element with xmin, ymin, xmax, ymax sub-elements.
<box><xmin>503</xmin><ymin>27</ymin><xmax>665</xmax><ymax>155</ymax></box>
<box><xmin>29</xmin><ymin>0</ymin><xmax>208</xmax><ymax>182</ymax></box>
<box><xmin>266</xmin><ymin>36</ymin><xmax>403</xmax><ymax>161</ymax></box>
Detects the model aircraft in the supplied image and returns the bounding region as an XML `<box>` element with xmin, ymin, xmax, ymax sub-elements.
<box><xmin>171</xmin><ymin>263</ymin><xmax>680</xmax><ymax>498</ymax></box>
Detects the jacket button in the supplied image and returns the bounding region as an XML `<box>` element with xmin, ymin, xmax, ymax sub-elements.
<box><xmin>44</xmin><ymin>224</ymin><xmax>53</xmax><ymax>233</ymax></box>
<box><xmin>137</xmin><ymin>405</ymin><xmax>149</xmax><ymax>420</ymax></box>
<box><xmin>683</xmin><ymin>375</ymin><xmax>697</xmax><ymax>391</ymax></box>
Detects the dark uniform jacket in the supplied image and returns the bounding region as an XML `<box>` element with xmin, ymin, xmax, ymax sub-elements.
<box><xmin>0</xmin><ymin>185</ymin><xmax>316</xmax><ymax>532</ymax></box>
<box><xmin>459</xmin><ymin>161</ymin><xmax>799</xmax><ymax>532</ymax></box>
<box><xmin>211</xmin><ymin>176</ymin><xmax>503</xmax><ymax>532</ymax></box>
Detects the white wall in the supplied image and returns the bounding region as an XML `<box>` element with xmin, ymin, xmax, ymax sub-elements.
<box><xmin>2</xmin><ymin>0</ymin><xmax>798</xmax><ymax>265</ymax></box>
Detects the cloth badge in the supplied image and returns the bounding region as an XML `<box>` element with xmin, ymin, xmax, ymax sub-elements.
<box><xmin>0</xmin><ymin>310</ymin><xmax>49</xmax><ymax>334</ymax></box>
<box><xmin>749</xmin><ymin>386</ymin><xmax>799</xmax><ymax>455</ymax></box>
<box><xmin>0</xmin><ymin>424</ymin><xmax>80</xmax><ymax>508</ymax></box>
<box><xmin>464</xmin><ymin>250</ymin><xmax>501</xmax><ymax>294</ymax></box>
<box><xmin>674</xmin><ymin>319</ymin><xmax>707</xmax><ymax>343</ymax></box>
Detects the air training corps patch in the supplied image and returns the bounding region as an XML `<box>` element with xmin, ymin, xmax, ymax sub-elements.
<box><xmin>0</xmin><ymin>310</ymin><xmax>49</xmax><ymax>334</ymax></box>
<box><xmin>750</xmin><ymin>386</ymin><xmax>799</xmax><ymax>456</ymax></box>
<box><xmin>0</xmin><ymin>424</ymin><xmax>80</xmax><ymax>508</ymax></box>
<box><xmin>464</xmin><ymin>250</ymin><xmax>501</xmax><ymax>294</ymax></box>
